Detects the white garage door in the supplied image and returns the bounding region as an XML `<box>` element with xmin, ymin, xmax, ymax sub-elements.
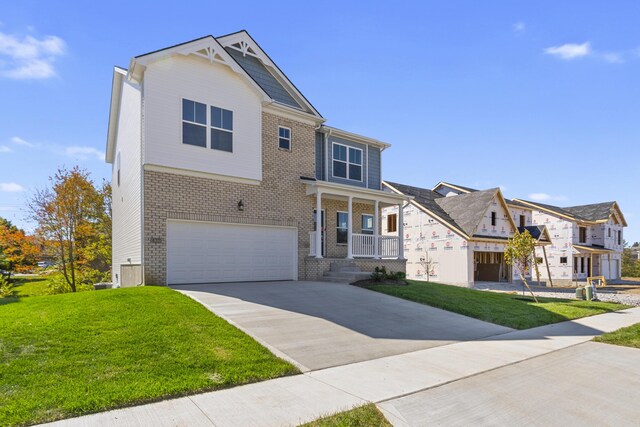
<box><xmin>167</xmin><ymin>220</ymin><xmax>297</xmax><ymax>285</ymax></box>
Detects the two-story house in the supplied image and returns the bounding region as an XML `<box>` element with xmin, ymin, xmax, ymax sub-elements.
<box><xmin>382</xmin><ymin>181</ymin><xmax>551</xmax><ymax>287</ymax></box>
<box><xmin>106</xmin><ymin>31</ymin><xmax>408</xmax><ymax>286</ymax></box>
<box><xmin>513</xmin><ymin>199</ymin><xmax>627</xmax><ymax>284</ymax></box>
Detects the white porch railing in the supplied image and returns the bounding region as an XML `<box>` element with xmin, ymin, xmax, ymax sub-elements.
<box><xmin>379</xmin><ymin>235</ymin><xmax>400</xmax><ymax>258</ymax></box>
<box><xmin>310</xmin><ymin>232</ymin><xmax>400</xmax><ymax>258</ymax></box>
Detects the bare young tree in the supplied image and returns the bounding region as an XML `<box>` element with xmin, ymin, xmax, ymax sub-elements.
<box><xmin>419</xmin><ymin>251</ymin><xmax>437</xmax><ymax>282</ymax></box>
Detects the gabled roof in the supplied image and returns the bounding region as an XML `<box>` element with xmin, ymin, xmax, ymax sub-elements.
<box><xmin>432</xmin><ymin>181</ymin><xmax>478</xmax><ymax>194</ymax></box>
<box><xmin>435</xmin><ymin>188</ymin><xmax>502</xmax><ymax>237</ymax></box>
<box><xmin>432</xmin><ymin>181</ymin><xmax>531</xmax><ymax>210</ymax></box>
<box><xmin>518</xmin><ymin>225</ymin><xmax>552</xmax><ymax>243</ymax></box>
<box><xmin>563</xmin><ymin>202</ymin><xmax>627</xmax><ymax>226</ymax></box>
<box><xmin>217</xmin><ymin>30</ymin><xmax>322</xmax><ymax>118</ymax></box>
<box><xmin>383</xmin><ymin>181</ymin><xmax>517</xmax><ymax>240</ymax></box>
<box><xmin>512</xmin><ymin>199</ymin><xmax>627</xmax><ymax>227</ymax></box>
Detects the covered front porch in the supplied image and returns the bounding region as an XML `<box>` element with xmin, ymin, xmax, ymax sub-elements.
<box><xmin>303</xmin><ymin>178</ymin><xmax>411</xmax><ymax>261</ymax></box>
<box><xmin>573</xmin><ymin>245</ymin><xmax>620</xmax><ymax>281</ymax></box>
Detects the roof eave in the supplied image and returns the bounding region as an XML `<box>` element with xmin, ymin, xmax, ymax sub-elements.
<box><xmin>320</xmin><ymin>125</ymin><xmax>391</xmax><ymax>149</ymax></box>
<box><xmin>105</xmin><ymin>67</ymin><xmax>127</xmax><ymax>164</ymax></box>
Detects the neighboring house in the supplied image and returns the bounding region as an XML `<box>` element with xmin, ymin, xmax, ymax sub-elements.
<box><xmin>513</xmin><ymin>199</ymin><xmax>627</xmax><ymax>284</ymax></box>
<box><xmin>382</xmin><ymin>181</ymin><xmax>551</xmax><ymax>287</ymax></box>
<box><xmin>106</xmin><ymin>31</ymin><xmax>408</xmax><ymax>286</ymax></box>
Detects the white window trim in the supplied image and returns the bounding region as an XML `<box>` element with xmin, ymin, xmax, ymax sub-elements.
<box><xmin>331</xmin><ymin>142</ymin><xmax>363</xmax><ymax>182</ymax></box>
<box><xmin>181</xmin><ymin>98</ymin><xmax>208</xmax><ymax>149</ymax></box>
<box><xmin>278</xmin><ymin>126</ymin><xmax>291</xmax><ymax>151</ymax></box>
<box><xmin>337</xmin><ymin>210</ymin><xmax>349</xmax><ymax>245</ymax></box>
<box><xmin>180</xmin><ymin>98</ymin><xmax>234</xmax><ymax>153</ymax></box>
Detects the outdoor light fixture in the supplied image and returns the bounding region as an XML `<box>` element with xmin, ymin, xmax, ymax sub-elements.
<box><xmin>238</xmin><ymin>200</ymin><xmax>244</xmax><ymax>211</ymax></box>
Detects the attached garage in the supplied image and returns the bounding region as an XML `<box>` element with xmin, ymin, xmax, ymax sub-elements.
<box><xmin>167</xmin><ymin>220</ymin><xmax>297</xmax><ymax>285</ymax></box>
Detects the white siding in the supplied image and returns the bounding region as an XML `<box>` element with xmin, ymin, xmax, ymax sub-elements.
<box><xmin>143</xmin><ymin>55</ymin><xmax>262</xmax><ymax>181</ymax></box>
<box><xmin>112</xmin><ymin>79</ymin><xmax>143</xmax><ymax>285</ymax></box>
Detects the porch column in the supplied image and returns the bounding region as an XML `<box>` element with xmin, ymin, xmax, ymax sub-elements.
<box><xmin>374</xmin><ymin>200</ymin><xmax>380</xmax><ymax>259</ymax></box>
<box><xmin>315</xmin><ymin>189</ymin><xmax>323</xmax><ymax>259</ymax></box>
<box><xmin>398</xmin><ymin>202</ymin><xmax>405</xmax><ymax>259</ymax></box>
<box><xmin>347</xmin><ymin>196</ymin><xmax>353</xmax><ymax>259</ymax></box>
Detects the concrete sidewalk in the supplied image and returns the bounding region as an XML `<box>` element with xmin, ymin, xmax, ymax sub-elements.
<box><xmin>44</xmin><ymin>307</ymin><xmax>640</xmax><ymax>427</ymax></box>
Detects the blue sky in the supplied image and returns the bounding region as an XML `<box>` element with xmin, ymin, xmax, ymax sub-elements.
<box><xmin>1</xmin><ymin>1</ymin><xmax>639</xmax><ymax>242</ymax></box>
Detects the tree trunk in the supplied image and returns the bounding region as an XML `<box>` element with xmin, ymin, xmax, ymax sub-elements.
<box><xmin>519</xmin><ymin>273</ymin><xmax>539</xmax><ymax>303</ymax></box>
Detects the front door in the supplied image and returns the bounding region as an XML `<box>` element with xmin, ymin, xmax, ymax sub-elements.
<box><xmin>313</xmin><ymin>209</ymin><xmax>326</xmax><ymax>256</ymax></box>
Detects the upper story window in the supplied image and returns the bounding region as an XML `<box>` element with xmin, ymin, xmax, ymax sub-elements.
<box><xmin>579</xmin><ymin>226</ymin><xmax>587</xmax><ymax>243</ymax></box>
<box><xmin>608</xmin><ymin>228</ymin><xmax>612</xmax><ymax>238</ymax></box>
<box><xmin>182</xmin><ymin>99</ymin><xmax>233</xmax><ymax>152</ymax></box>
<box><xmin>332</xmin><ymin>143</ymin><xmax>362</xmax><ymax>181</ymax></box>
<box><xmin>519</xmin><ymin>215</ymin><xmax>525</xmax><ymax>228</ymax></box>
<box><xmin>211</xmin><ymin>106</ymin><xmax>233</xmax><ymax>152</ymax></box>
<box><xmin>182</xmin><ymin>99</ymin><xmax>207</xmax><ymax>148</ymax></box>
<box><xmin>278</xmin><ymin>126</ymin><xmax>291</xmax><ymax>150</ymax></box>
<box><xmin>362</xmin><ymin>214</ymin><xmax>374</xmax><ymax>235</ymax></box>
<box><xmin>617</xmin><ymin>230</ymin><xmax>622</xmax><ymax>245</ymax></box>
<box><xmin>491</xmin><ymin>212</ymin><xmax>497</xmax><ymax>227</ymax></box>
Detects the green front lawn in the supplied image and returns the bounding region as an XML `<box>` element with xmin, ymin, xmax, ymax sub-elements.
<box><xmin>300</xmin><ymin>404</ymin><xmax>391</xmax><ymax>427</ymax></box>
<box><xmin>594</xmin><ymin>323</ymin><xmax>640</xmax><ymax>348</ymax></box>
<box><xmin>364</xmin><ymin>280</ymin><xmax>629</xmax><ymax>330</ymax></box>
<box><xmin>12</xmin><ymin>275</ymin><xmax>52</xmax><ymax>297</ymax></box>
<box><xmin>0</xmin><ymin>287</ymin><xmax>298</xmax><ymax>426</ymax></box>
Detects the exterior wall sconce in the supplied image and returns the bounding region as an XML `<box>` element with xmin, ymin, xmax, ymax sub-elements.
<box><xmin>238</xmin><ymin>200</ymin><xmax>244</xmax><ymax>211</ymax></box>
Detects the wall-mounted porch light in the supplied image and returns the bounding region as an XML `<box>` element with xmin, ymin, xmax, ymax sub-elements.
<box><xmin>238</xmin><ymin>200</ymin><xmax>244</xmax><ymax>211</ymax></box>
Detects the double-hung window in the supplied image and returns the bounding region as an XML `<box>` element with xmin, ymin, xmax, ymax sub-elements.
<box><xmin>332</xmin><ymin>143</ymin><xmax>362</xmax><ymax>181</ymax></box>
<box><xmin>182</xmin><ymin>99</ymin><xmax>207</xmax><ymax>147</ymax></box>
<box><xmin>337</xmin><ymin>212</ymin><xmax>348</xmax><ymax>244</ymax></box>
<box><xmin>211</xmin><ymin>106</ymin><xmax>233</xmax><ymax>152</ymax></box>
<box><xmin>182</xmin><ymin>99</ymin><xmax>233</xmax><ymax>152</ymax></box>
<box><xmin>362</xmin><ymin>214</ymin><xmax>374</xmax><ymax>235</ymax></box>
<box><xmin>278</xmin><ymin>126</ymin><xmax>291</xmax><ymax>150</ymax></box>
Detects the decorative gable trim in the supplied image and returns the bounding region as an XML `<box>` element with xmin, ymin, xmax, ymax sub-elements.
<box><xmin>216</xmin><ymin>30</ymin><xmax>323</xmax><ymax>119</ymax></box>
<box><xmin>129</xmin><ymin>36</ymin><xmax>271</xmax><ymax>102</ymax></box>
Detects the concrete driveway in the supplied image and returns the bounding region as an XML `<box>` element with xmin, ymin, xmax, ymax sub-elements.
<box><xmin>173</xmin><ymin>281</ymin><xmax>511</xmax><ymax>371</ymax></box>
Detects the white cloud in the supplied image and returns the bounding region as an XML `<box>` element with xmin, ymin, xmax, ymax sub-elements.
<box><xmin>529</xmin><ymin>193</ymin><xmax>568</xmax><ymax>202</ymax></box>
<box><xmin>10</xmin><ymin>136</ymin><xmax>35</xmax><ymax>147</ymax></box>
<box><xmin>0</xmin><ymin>182</ymin><xmax>25</xmax><ymax>192</ymax></box>
<box><xmin>0</xmin><ymin>206</ymin><xmax>18</xmax><ymax>212</ymax></box>
<box><xmin>601</xmin><ymin>52</ymin><xmax>624</xmax><ymax>64</ymax></box>
<box><xmin>513</xmin><ymin>22</ymin><xmax>526</xmax><ymax>34</ymax></box>
<box><xmin>544</xmin><ymin>42</ymin><xmax>591</xmax><ymax>60</ymax></box>
<box><xmin>0</xmin><ymin>30</ymin><xmax>66</xmax><ymax>79</ymax></box>
<box><xmin>0</xmin><ymin>145</ymin><xmax>11</xmax><ymax>153</ymax></box>
<box><xmin>64</xmin><ymin>146</ymin><xmax>105</xmax><ymax>161</ymax></box>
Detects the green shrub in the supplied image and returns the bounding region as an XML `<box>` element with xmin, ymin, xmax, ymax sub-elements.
<box><xmin>0</xmin><ymin>275</ymin><xmax>16</xmax><ymax>298</ymax></box>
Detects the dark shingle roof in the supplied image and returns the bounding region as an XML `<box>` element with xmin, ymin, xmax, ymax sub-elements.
<box><xmin>385</xmin><ymin>181</ymin><xmax>500</xmax><ymax>237</ymax></box>
<box><xmin>563</xmin><ymin>202</ymin><xmax>616</xmax><ymax>222</ymax></box>
<box><xmin>515</xmin><ymin>200</ymin><xmax>579</xmax><ymax>219</ymax></box>
<box><xmin>435</xmin><ymin>188</ymin><xmax>500</xmax><ymax>236</ymax></box>
<box><xmin>224</xmin><ymin>47</ymin><xmax>302</xmax><ymax>109</ymax></box>
<box><xmin>436</xmin><ymin>182</ymin><xmax>478</xmax><ymax>193</ymax></box>
<box><xmin>517</xmin><ymin>225</ymin><xmax>549</xmax><ymax>242</ymax></box>
<box><xmin>384</xmin><ymin>181</ymin><xmax>456</xmax><ymax>226</ymax></box>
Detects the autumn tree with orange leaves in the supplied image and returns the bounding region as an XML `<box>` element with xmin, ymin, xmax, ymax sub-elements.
<box><xmin>29</xmin><ymin>167</ymin><xmax>111</xmax><ymax>292</ymax></box>
<box><xmin>0</xmin><ymin>218</ymin><xmax>40</xmax><ymax>280</ymax></box>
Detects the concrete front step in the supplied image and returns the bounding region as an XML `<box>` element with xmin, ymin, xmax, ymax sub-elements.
<box><xmin>321</xmin><ymin>272</ymin><xmax>372</xmax><ymax>283</ymax></box>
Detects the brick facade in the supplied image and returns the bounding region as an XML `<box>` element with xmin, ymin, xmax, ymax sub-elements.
<box><xmin>143</xmin><ymin>112</ymin><xmax>316</xmax><ymax>285</ymax></box>
<box><xmin>304</xmin><ymin>258</ymin><xmax>407</xmax><ymax>281</ymax></box>
<box><xmin>142</xmin><ymin>111</ymin><xmax>406</xmax><ymax>285</ymax></box>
